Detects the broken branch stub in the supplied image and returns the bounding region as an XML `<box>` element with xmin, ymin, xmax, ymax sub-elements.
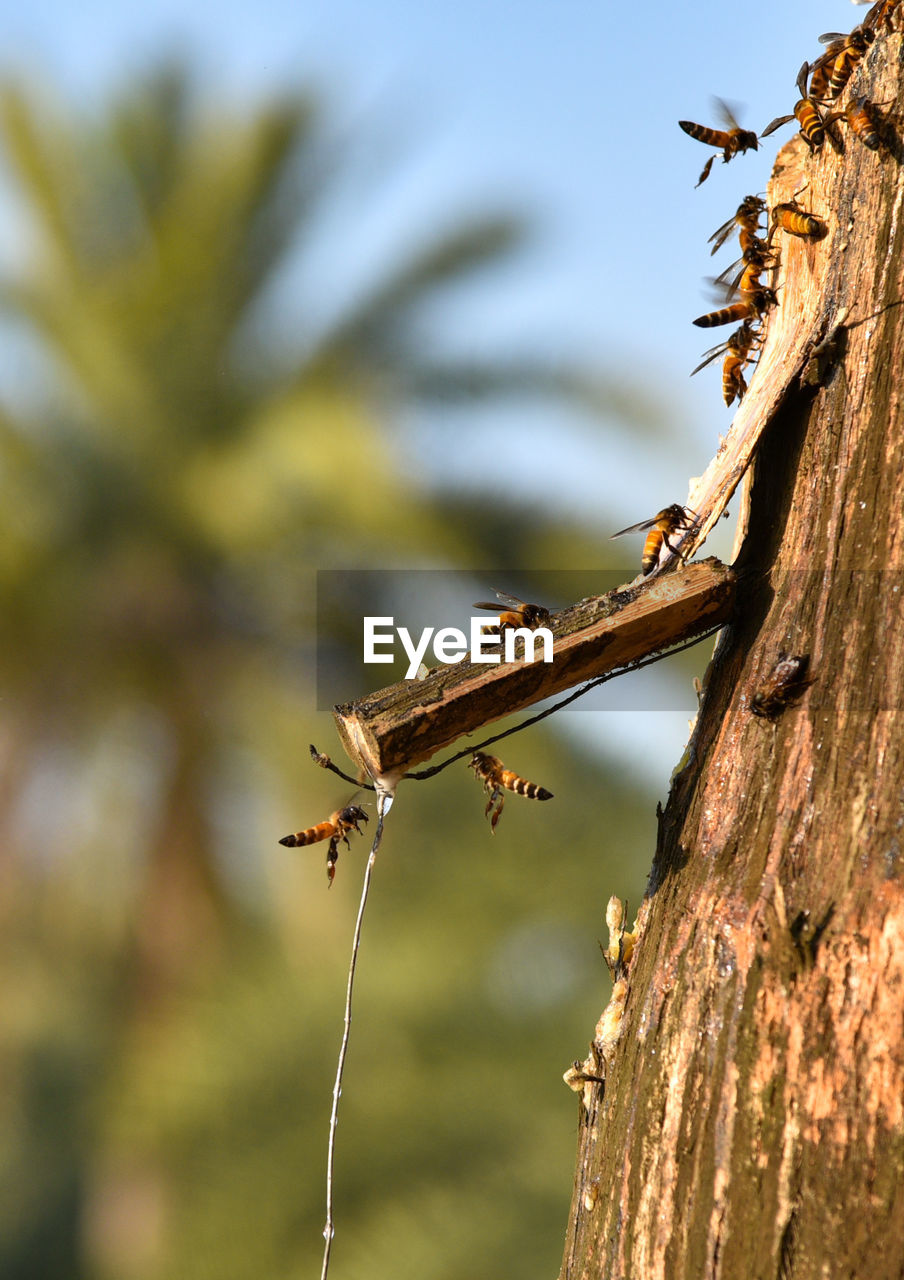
<box><xmin>333</xmin><ymin>557</ymin><xmax>736</xmax><ymax>782</ymax></box>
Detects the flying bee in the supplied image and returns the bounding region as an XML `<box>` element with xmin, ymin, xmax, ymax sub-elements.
<box><xmin>691</xmin><ymin>320</ymin><xmax>761</xmax><ymax>406</ymax></box>
<box><xmin>610</xmin><ymin>504</ymin><xmax>697</xmax><ymax>576</ymax></box>
<box><xmin>679</xmin><ymin>100</ymin><xmax>758</xmax><ymax>186</ymax></box>
<box><xmin>750</xmin><ymin>653</ymin><xmax>815</xmax><ymax>720</ymax></box>
<box><xmin>468</xmin><ymin>752</ymin><xmax>553</xmax><ymax>833</ymax></box>
<box><xmin>693</xmin><ymin>285</ymin><xmax>778</xmax><ymax>329</ymax></box>
<box><xmin>473</xmin><ymin>589</ymin><xmax>551</xmax><ymax>637</ymax></box>
<box><xmin>827</xmin><ymin>97</ymin><xmax>883</xmax><ymax>150</ymax></box>
<box><xmin>761</xmin><ymin>62</ymin><xmax>826</xmax><ymax>151</ymax></box>
<box><xmin>808</xmin><ymin>26</ymin><xmax>875</xmax><ymax>101</ymax></box>
<box><xmin>708</xmin><ymin>195</ymin><xmax>766</xmax><ymax>256</ymax></box>
<box><xmin>768</xmin><ymin>201</ymin><xmax>826</xmax><ymax>245</ymax></box>
<box><xmin>279</xmin><ymin>803</ymin><xmax>369</xmax><ymax>884</ymax></box>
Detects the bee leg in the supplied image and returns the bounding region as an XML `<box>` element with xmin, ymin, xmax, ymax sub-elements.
<box><xmin>489</xmin><ymin>791</ymin><xmax>505</xmax><ymax>833</ymax></box>
<box><xmin>484</xmin><ymin>786</ymin><xmax>499</xmax><ymax>819</ymax></box>
<box><xmin>327</xmin><ymin>835</ymin><xmax>341</xmax><ymax>886</ymax></box>
<box><xmin>695</xmin><ymin>156</ymin><xmax>715</xmax><ymax>187</ymax></box>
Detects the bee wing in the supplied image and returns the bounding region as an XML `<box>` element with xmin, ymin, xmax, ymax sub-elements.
<box><xmin>611</xmin><ymin>517</ymin><xmax>659</xmax><ymax>539</ymax></box>
<box><xmin>713</xmin><ymin>255</ymin><xmax>744</xmax><ymax>287</ymax></box>
<box><xmin>691</xmin><ymin>343</ymin><xmax>730</xmax><ymax>375</ymax></box>
<box><xmin>707</xmin><ymin>215</ymin><xmax>738</xmax><ymax>254</ymax></box>
<box><xmin>795</xmin><ymin>60</ymin><xmax>811</xmax><ymax>100</ymax></box>
<box><xmin>712</xmin><ymin>96</ymin><xmax>743</xmax><ymax>130</ymax></box>
<box><xmin>704</xmin><ymin>273</ymin><xmax>747</xmax><ymax>304</ymax></box>
<box><xmin>760</xmin><ymin>113</ymin><xmax>794</xmax><ymax>137</ymax></box>
<box><xmin>474</xmin><ymin>589</ymin><xmax>524</xmax><ymax>611</ymax></box>
<box><xmin>817</xmin><ymin>30</ymin><xmax>847</xmax><ymax>44</ymax></box>
<box><xmin>808</xmin><ymin>38</ymin><xmax>845</xmax><ymax>75</ymax></box>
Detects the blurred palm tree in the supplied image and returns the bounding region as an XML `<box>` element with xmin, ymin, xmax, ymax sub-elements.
<box><xmin>0</xmin><ymin>62</ymin><xmax>624</xmax><ymax>979</ymax></box>
<box><xmin>0</xmin><ymin>62</ymin><xmax>663</xmax><ymax>1280</ymax></box>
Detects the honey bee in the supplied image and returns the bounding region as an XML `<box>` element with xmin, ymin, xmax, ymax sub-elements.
<box><xmin>750</xmin><ymin>653</ymin><xmax>814</xmax><ymax>720</ymax></box>
<box><xmin>610</xmin><ymin>504</ymin><xmax>697</xmax><ymax>576</ymax></box>
<box><xmin>691</xmin><ymin>320</ymin><xmax>761</xmax><ymax>406</ymax></box>
<box><xmin>679</xmin><ymin>101</ymin><xmax>759</xmax><ymax>187</ymax></box>
<box><xmin>708</xmin><ymin>194</ymin><xmax>766</xmax><ymax>256</ymax></box>
<box><xmin>469</xmin><ymin>752</ymin><xmax>553</xmax><ymax>832</ymax></box>
<box><xmin>761</xmin><ymin>62</ymin><xmax>827</xmax><ymax>151</ymax></box>
<box><xmin>768</xmin><ymin>201</ymin><xmax>826</xmax><ymax>244</ymax></box>
<box><xmin>808</xmin><ymin>26</ymin><xmax>875</xmax><ymax>101</ymax></box>
<box><xmin>279</xmin><ymin>803</ymin><xmax>369</xmax><ymax>884</ymax></box>
<box><xmin>828</xmin><ymin>97</ymin><xmax>883</xmax><ymax>150</ymax></box>
<box><xmin>713</xmin><ymin>241</ymin><xmax>777</xmax><ymax>296</ymax></box>
<box><xmin>473</xmin><ymin>590</ymin><xmax>551</xmax><ymax>634</ymax></box>
<box><xmin>864</xmin><ymin>0</ymin><xmax>903</xmax><ymax>32</ymax></box>
<box><xmin>693</xmin><ymin>284</ymin><xmax>778</xmax><ymax>330</ymax></box>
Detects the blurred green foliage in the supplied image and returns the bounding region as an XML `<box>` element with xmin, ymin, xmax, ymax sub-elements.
<box><xmin>0</xmin><ymin>62</ymin><xmax>665</xmax><ymax>1280</ymax></box>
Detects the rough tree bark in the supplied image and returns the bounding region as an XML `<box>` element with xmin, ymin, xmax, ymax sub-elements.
<box><xmin>560</xmin><ymin>30</ymin><xmax>904</xmax><ymax>1280</ymax></box>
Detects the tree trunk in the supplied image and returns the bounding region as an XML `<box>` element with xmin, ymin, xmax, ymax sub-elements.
<box><xmin>560</xmin><ymin>33</ymin><xmax>904</xmax><ymax>1280</ymax></box>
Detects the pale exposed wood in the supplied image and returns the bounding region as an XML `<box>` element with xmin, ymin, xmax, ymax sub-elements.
<box><xmin>332</xmin><ymin>558</ymin><xmax>735</xmax><ymax>784</ymax></box>
<box><xmin>561</xmin><ymin>28</ymin><xmax>904</xmax><ymax>1280</ymax></box>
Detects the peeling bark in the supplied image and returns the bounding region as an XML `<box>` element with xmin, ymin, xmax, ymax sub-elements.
<box><xmin>561</xmin><ymin>31</ymin><xmax>904</xmax><ymax>1280</ymax></box>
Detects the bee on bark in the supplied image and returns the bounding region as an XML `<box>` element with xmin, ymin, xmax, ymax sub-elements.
<box><xmin>679</xmin><ymin>101</ymin><xmax>758</xmax><ymax>186</ymax></box>
<box><xmin>610</xmin><ymin>504</ymin><xmax>697</xmax><ymax>576</ymax></box>
<box><xmin>768</xmin><ymin>201</ymin><xmax>826</xmax><ymax>245</ymax></box>
<box><xmin>473</xmin><ymin>589</ymin><xmax>550</xmax><ymax>635</ymax></box>
<box><xmin>827</xmin><ymin>97</ymin><xmax>884</xmax><ymax>150</ymax></box>
<box><xmin>750</xmin><ymin>653</ymin><xmax>815</xmax><ymax>720</ymax></box>
<box><xmin>863</xmin><ymin>0</ymin><xmax>903</xmax><ymax>32</ymax></box>
<box><xmin>800</xmin><ymin>309</ymin><xmax>849</xmax><ymax>388</ymax></box>
<box><xmin>691</xmin><ymin>320</ymin><xmax>761</xmax><ymax>406</ymax></box>
<box><xmin>469</xmin><ymin>752</ymin><xmax>553</xmax><ymax>833</ymax></box>
<box><xmin>808</xmin><ymin>26</ymin><xmax>875</xmax><ymax>101</ymax></box>
<box><xmin>761</xmin><ymin>62</ymin><xmax>827</xmax><ymax>151</ymax></box>
<box><xmin>713</xmin><ymin>241</ymin><xmax>777</xmax><ymax>297</ymax></box>
<box><xmin>279</xmin><ymin>803</ymin><xmax>369</xmax><ymax>884</ymax></box>
<box><xmin>693</xmin><ymin>284</ymin><xmax>778</xmax><ymax>329</ymax></box>
<box><xmin>708</xmin><ymin>195</ymin><xmax>766</xmax><ymax>256</ymax></box>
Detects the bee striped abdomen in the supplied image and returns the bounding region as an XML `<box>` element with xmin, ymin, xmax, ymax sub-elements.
<box><xmin>773</xmin><ymin>205</ymin><xmax>824</xmax><ymax>239</ymax></box>
<box><xmin>679</xmin><ymin>121</ymin><xmax>729</xmax><ymax>147</ymax></box>
<box><xmin>279</xmin><ymin>820</ymin><xmax>335</xmax><ymax>847</ymax></box>
<box><xmin>795</xmin><ymin>100</ymin><xmax>825</xmax><ymax>149</ymax></box>
<box><xmin>848</xmin><ymin>99</ymin><xmax>881</xmax><ymax>149</ymax></box>
<box><xmin>694</xmin><ymin>302</ymin><xmax>752</xmax><ymax>328</ymax></box>
<box><xmin>500</xmin><ymin>771</ymin><xmax>553</xmax><ymax>801</ymax></box>
<box><xmin>641</xmin><ymin>530</ymin><xmax>665</xmax><ymax>575</ymax></box>
<box><xmin>722</xmin><ymin>353</ymin><xmax>747</xmax><ymax>406</ymax></box>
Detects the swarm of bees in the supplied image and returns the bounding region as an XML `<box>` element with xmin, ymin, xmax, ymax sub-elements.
<box><xmin>468</xmin><ymin>751</ymin><xmax>553</xmax><ymax>833</ymax></box>
<box><xmin>682</xmin><ymin>0</ymin><xmax>898</xmax><ymax>406</ymax></box>
<box><xmin>282</xmin><ymin>1</ymin><xmax>894</xmax><ymax>879</ymax></box>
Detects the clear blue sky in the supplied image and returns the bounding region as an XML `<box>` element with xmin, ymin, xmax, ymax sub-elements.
<box><xmin>2</xmin><ymin>0</ymin><xmax>862</xmax><ymax>514</ymax></box>
<box><xmin>1</xmin><ymin>0</ymin><xmax>863</xmax><ymax>772</ymax></box>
